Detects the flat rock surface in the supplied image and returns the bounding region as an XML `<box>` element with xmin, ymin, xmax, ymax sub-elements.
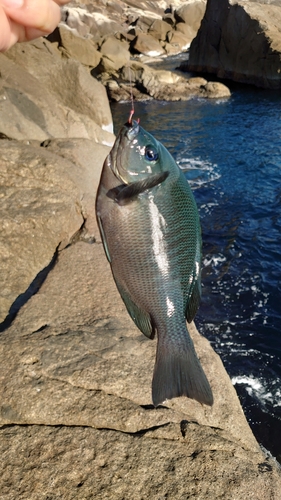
<box><xmin>1</xmin><ymin>239</ymin><xmax>281</xmax><ymax>498</ymax></box>
<box><xmin>0</xmin><ymin>139</ymin><xmax>110</xmax><ymax>326</ymax></box>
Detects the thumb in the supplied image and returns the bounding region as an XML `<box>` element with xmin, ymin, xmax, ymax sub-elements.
<box><xmin>0</xmin><ymin>0</ymin><xmax>61</xmax><ymax>33</ymax></box>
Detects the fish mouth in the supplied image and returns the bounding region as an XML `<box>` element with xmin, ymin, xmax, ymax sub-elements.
<box><xmin>110</xmin><ymin>120</ymin><xmax>140</xmax><ymax>184</ymax></box>
<box><xmin>124</xmin><ymin>119</ymin><xmax>140</xmax><ymax>141</ymax></box>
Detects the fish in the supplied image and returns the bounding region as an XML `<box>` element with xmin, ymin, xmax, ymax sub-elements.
<box><xmin>96</xmin><ymin>119</ymin><xmax>213</xmax><ymax>407</ymax></box>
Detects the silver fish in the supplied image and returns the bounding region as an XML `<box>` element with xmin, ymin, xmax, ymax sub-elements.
<box><xmin>96</xmin><ymin>119</ymin><xmax>213</xmax><ymax>407</ymax></box>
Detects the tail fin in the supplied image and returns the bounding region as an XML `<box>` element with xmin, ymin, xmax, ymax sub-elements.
<box><xmin>152</xmin><ymin>330</ymin><xmax>213</xmax><ymax>407</ymax></box>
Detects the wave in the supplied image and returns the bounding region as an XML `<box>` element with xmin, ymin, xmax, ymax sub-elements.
<box><xmin>232</xmin><ymin>375</ymin><xmax>281</xmax><ymax>409</ymax></box>
<box><xmin>178</xmin><ymin>156</ymin><xmax>221</xmax><ymax>188</ymax></box>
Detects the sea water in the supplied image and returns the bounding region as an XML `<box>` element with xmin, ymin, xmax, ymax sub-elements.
<box><xmin>111</xmin><ymin>84</ymin><xmax>281</xmax><ymax>460</ymax></box>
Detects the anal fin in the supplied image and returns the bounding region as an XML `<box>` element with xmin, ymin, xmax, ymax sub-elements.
<box><xmin>186</xmin><ymin>279</ymin><xmax>201</xmax><ymax>323</ymax></box>
<box><xmin>97</xmin><ymin>214</ymin><xmax>111</xmax><ymax>263</ymax></box>
<box><xmin>115</xmin><ymin>281</ymin><xmax>155</xmax><ymax>339</ymax></box>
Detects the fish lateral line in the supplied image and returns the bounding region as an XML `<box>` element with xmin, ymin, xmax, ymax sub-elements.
<box><xmin>106</xmin><ymin>171</ymin><xmax>170</xmax><ymax>205</ymax></box>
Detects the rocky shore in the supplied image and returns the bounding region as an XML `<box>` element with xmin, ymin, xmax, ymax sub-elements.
<box><xmin>1</xmin><ymin>0</ymin><xmax>281</xmax><ymax>498</ymax></box>
<box><xmin>46</xmin><ymin>0</ymin><xmax>231</xmax><ymax>101</ymax></box>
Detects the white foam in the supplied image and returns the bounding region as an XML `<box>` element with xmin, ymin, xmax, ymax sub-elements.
<box><xmin>232</xmin><ymin>375</ymin><xmax>281</xmax><ymax>407</ymax></box>
<box><xmin>232</xmin><ymin>375</ymin><xmax>262</xmax><ymax>391</ymax></box>
<box><xmin>178</xmin><ymin>156</ymin><xmax>220</xmax><ymax>188</ymax></box>
<box><xmin>203</xmin><ymin>254</ymin><xmax>226</xmax><ymax>268</ymax></box>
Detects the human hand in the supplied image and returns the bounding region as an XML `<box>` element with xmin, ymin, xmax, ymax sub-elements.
<box><xmin>0</xmin><ymin>0</ymin><xmax>69</xmax><ymax>52</ymax></box>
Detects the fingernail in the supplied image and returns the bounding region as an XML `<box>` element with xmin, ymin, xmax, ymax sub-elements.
<box><xmin>0</xmin><ymin>0</ymin><xmax>24</xmax><ymax>8</ymax></box>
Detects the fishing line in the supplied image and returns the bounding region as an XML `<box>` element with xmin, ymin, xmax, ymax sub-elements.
<box><xmin>125</xmin><ymin>26</ymin><xmax>135</xmax><ymax>124</ymax></box>
<box><xmin>128</xmin><ymin>63</ymin><xmax>135</xmax><ymax>124</ymax></box>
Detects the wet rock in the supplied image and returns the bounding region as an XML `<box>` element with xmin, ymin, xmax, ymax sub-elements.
<box><xmin>188</xmin><ymin>0</ymin><xmax>281</xmax><ymax>89</ymax></box>
<box><xmin>202</xmin><ymin>80</ymin><xmax>232</xmax><ymax>98</ymax></box>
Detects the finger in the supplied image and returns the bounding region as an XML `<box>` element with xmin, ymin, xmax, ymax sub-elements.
<box><xmin>0</xmin><ymin>6</ymin><xmax>18</xmax><ymax>51</ymax></box>
<box><xmin>0</xmin><ymin>0</ymin><xmax>61</xmax><ymax>34</ymax></box>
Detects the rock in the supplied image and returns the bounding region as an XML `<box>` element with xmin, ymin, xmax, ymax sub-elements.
<box><xmin>125</xmin><ymin>63</ymin><xmax>231</xmax><ymax>101</ymax></box>
<box><xmin>5</xmin><ymin>39</ymin><xmax>114</xmax><ymax>140</ymax></box>
<box><xmin>163</xmin><ymin>12</ymin><xmax>176</xmax><ymax>26</ymax></box>
<box><xmin>98</xmin><ymin>36</ymin><xmax>130</xmax><ymax>73</ymax></box>
<box><xmin>102</xmin><ymin>59</ymin><xmax>231</xmax><ymax>102</ymax></box>
<box><xmin>0</xmin><ymin>237</ymin><xmax>281</xmax><ymax>497</ymax></box>
<box><xmin>55</xmin><ymin>1</ymin><xmax>206</xmax><ymax>63</ymax></box>
<box><xmin>106</xmin><ymin>79</ymin><xmax>153</xmax><ymax>102</ymax></box>
<box><xmin>0</xmin><ymin>142</ymin><xmax>76</xmax><ymax>325</ymax></box>
<box><xmin>63</xmin><ymin>8</ymin><xmax>124</xmax><ymax>40</ymax></box>
<box><xmin>61</xmin><ymin>5</ymin><xmax>91</xmax><ymax>37</ymax></box>
<box><xmin>167</xmin><ymin>29</ymin><xmax>191</xmax><ymax>50</ymax></box>
<box><xmin>1</xmin><ymin>424</ymin><xmax>281</xmax><ymax>499</ymax></box>
<box><xmin>2</xmin><ymin>2</ymin><xmax>280</xmax><ymax>496</ymax></box>
<box><xmin>188</xmin><ymin>0</ymin><xmax>281</xmax><ymax>89</ymax></box>
<box><xmin>201</xmin><ymin>80</ymin><xmax>231</xmax><ymax>98</ymax></box>
<box><xmin>131</xmin><ymin>32</ymin><xmax>166</xmax><ymax>57</ymax></box>
<box><xmin>0</xmin><ymin>138</ymin><xmax>110</xmax><ymax>326</ymax></box>
<box><xmin>176</xmin><ymin>20</ymin><xmax>199</xmax><ymax>40</ymax></box>
<box><xmin>148</xmin><ymin>19</ymin><xmax>172</xmax><ymax>41</ymax></box>
<box><xmin>48</xmin><ymin>25</ymin><xmax>101</xmax><ymax>68</ymax></box>
<box><xmin>133</xmin><ymin>14</ymin><xmax>160</xmax><ymax>32</ymax></box>
<box><xmin>39</xmin><ymin>138</ymin><xmax>111</xmax><ymax>238</ymax></box>
<box><xmin>0</xmin><ymin>52</ymin><xmax>90</xmax><ymax>142</ymax></box>
<box><xmin>175</xmin><ymin>0</ymin><xmax>207</xmax><ymax>27</ymax></box>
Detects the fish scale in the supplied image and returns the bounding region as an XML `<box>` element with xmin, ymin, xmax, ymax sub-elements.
<box><xmin>96</xmin><ymin>119</ymin><xmax>213</xmax><ymax>407</ymax></box>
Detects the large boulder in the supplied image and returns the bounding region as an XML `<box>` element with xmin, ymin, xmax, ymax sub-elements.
<box><xmin>175</xmin><ymin>0</ymin><xmax>207</xmax><ymax>27</ymax></box>
<box><xmin>5</xmin><ymin>39</ymin><xmax>114</xmax><ymax>139</ymax></box>
<box><xmin>98</xmin><ymin>36</ymin><xmax>130</xmax><ymax>73</ymax></box>
<box><xmin>48</xmin><ymin>25</ymin><xmax>101</xmax><ymax>68</ymax></box>
<box><xmin>148</xmin><ymin>19</ymin><xmax>172</xmax><ymax>41</ymax></box>
<box><xmin>0</xmin><ymin>139</ymin><xmax>110</xmax><ymax>326</ymax></box>
<box><xmin>166</xmin><ymin>29</ymin><xmax>191</xmax><ymax>50</ymax></box>
<box><xmin>1</xmin><ymin>232</ymin><xmax>281</xmax><ymax>497</ymax></box>
<box><xmin>131</xmin><ymin>32</ymin><xmax>166</xmax><ymax>56</ymax></box>
<box><xmin>188</xmin><ymin>0</ymin><xmax>281</xmax><ymax>89</ymax></box>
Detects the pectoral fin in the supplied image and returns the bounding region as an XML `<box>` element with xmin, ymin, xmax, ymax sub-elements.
<box><xmin>97</xmin><ymin>214</ymin><xmax>111</xmax><ymax>263</ymax></box>
<box><xmin>185</xmin><ymin>279</ymin><xmax>201</xmax><ymax>323</ymax></box>
<box><xmin>107</xmin><ymin>171</ymin><xmax>169</xmax><ymax>205</ymax></box>
<box><xmin>115</xmin><ymin>281</ymin><xmax>155</xmax><ymax>339</ymax></box>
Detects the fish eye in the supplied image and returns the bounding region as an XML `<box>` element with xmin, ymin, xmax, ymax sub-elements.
<box><xmin>145</xmin><ymin>145</ymin><xmax>159</xmax><ymax>162</ymax></box>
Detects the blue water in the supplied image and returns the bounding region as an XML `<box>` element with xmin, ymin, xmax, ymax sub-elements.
<box><xmin>111</xmin><ymin>86</ymin><xmax>281</xmax><ymax>460</ymax></box>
